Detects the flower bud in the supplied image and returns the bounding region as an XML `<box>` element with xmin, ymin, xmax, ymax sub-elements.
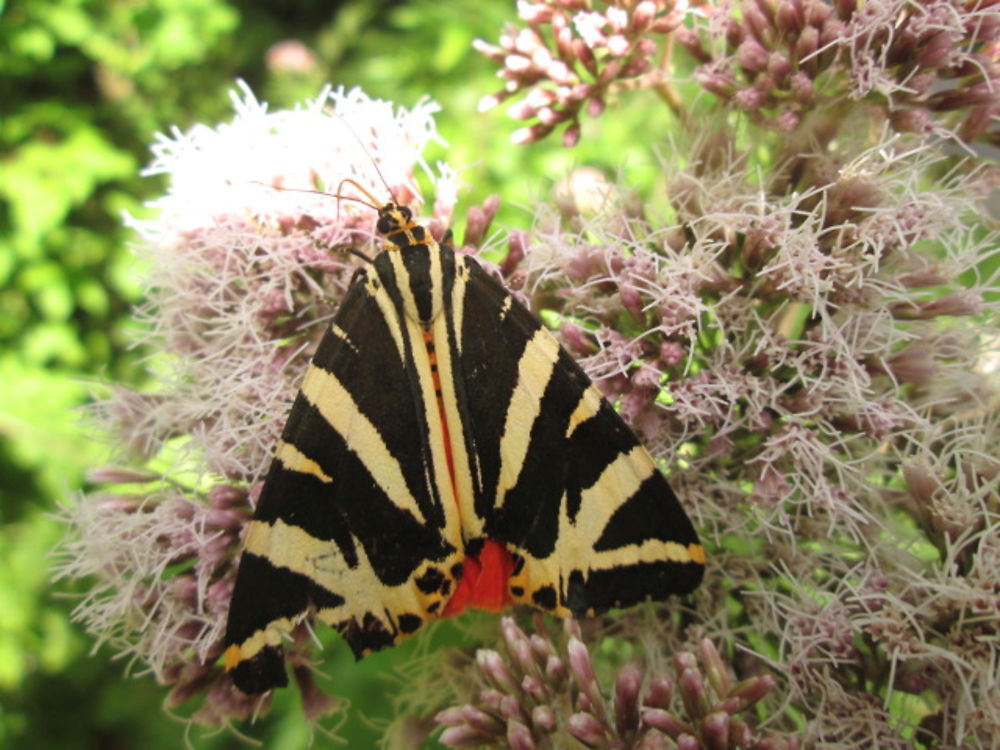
<box><xmin>477</xmin><ymin>649</ymin><xmax>522</xmax><ymax>694</ymax></box>
<box><xmin>700</xmin><ymin>711</ymin><xmax>731</xmax><ymax>750</ymax></box>
<box><xmin>531</xmin><ymin>704</ymin><xmax>557</xmax><ymax>732</ymax></box>
<box><xmin>566</xmin><ymin>712</ymin><xmax>610</xmax><ymax>747</ymax></box>
<box><xmin>506</xmin><ymin>719</ymin><xmax>537</xmax><ymax>750</ymax></box>
<box><xmin>641</xmin><ymin>707</ymin><xmax>689</xmax><ymax>737</ymax></box>
<box><xmin>439</xmin><ymin>725</ymin><xmax>491</xmax><ymax>747</ymax></box>
<box><xmin>737</xmin><ymin>39</ymin><xmax>770</xmax><ymax>72</ymax></box>
<box><xmin>698</xmin><ymin>639</ymin><xmax>732</xmax><ymax>696</ymax></box>
<box><xmin>678</xmin><ymin>667</ymin><xmax>710</xmax><ymax>719</ymax></box>
<box><xmin>614</xmin><ymin>664</ymin><xmax>644</xmax><ymax>735</ymax></box>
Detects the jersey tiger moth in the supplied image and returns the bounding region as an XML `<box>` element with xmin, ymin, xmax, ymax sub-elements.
<box><xmin>222</xmin><ymin>187</ymin><xmax>706</xmax><ymax>694</ymax></box>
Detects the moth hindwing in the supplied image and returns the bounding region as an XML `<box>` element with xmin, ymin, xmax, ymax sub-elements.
<box><xmin>223</xmin><ymin>201</ymin><xmax>705</xmax><ymax>694</ymax></box>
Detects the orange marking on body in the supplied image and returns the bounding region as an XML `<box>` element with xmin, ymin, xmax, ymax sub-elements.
<box><xmin>443</xmin><ymin>540</ymin><xmax>516</xmax><ymax>616</ymax></box>
<box><xmin>223</xmin><ymin>644</ymin><xmax>242</xmax><ymax>670</ymax></box>
<box><xmin>419</xmin><ymin>333</ymin><xmax>516</xmax><ymax>617</ymax></box>
<box><xmin>423</xmin><ymin>329</ymin><xmax>457</xmax><ymax>502</ymax></box>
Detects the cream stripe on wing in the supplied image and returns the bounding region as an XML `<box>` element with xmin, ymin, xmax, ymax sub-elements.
<box><xmin>300</xmin><ymin>364</ymin><xmax>426</xmax><ymax>525</ymax></box>
<box><xmin>565</xmin><ymin>387</ymin><xmax>603</xmax><ymax>438</ymax></box>
<box><xmin>553</xmin><ymin>445</ymin><xmax>704</xmax><ymax>568</ymax></box>
<box><xmin>450</xmin><ymin>259</ymin><xmax>471</xmax><ymax>353</ymax></box>
<box><xmin>366</xmin><ymin>275</ymin><xmax>406</xmax><ymax>364</ymax></box>
<box><xmin>274</xmin><ymin>440</ymin><xmax>332</xmax><ymax>483</ymax></box>
<box><xmin>240</xmin><ymin>518</ymin><xmax>464</xmax><ymax>653</ymax></box>
<box><xmin>495</xmin><ymin>328</ymin><xmax>562</xmax><ymax>504</ymax></box>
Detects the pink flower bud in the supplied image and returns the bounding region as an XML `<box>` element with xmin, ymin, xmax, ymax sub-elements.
<box><xmin>208</xmin><ymin>483</ymin><xmax>248</xmax><ymax>509</ymax></box>
<box><xmin>548</xmin><ymin>59</ymin><xmax>577</xmax><ymax>85</ymax></box>
<box><xmin>675</xmin><ymin>26</ymin><xmax>711</xmax><ymax>63</ymax></box>
<box><xmin>606</xmin><ymin>6</ymin><xmax>628</xmax><ymax>32</ymax></box>
<box><xmin>477</xmin><ymin>649</ymin><xmax>522</xmax><ymax>694</ymax></box>
<box><xmin>500</xmin><ymin>231</ymin><xmax>527</xmax><ymax>277</ymax></box>
<box><xmin>695</xmin><ymin>69</ymin><xmax>737</xmax><ymax>98</ymax></box>
<box><xmin>776</xmin><ymin>0</ymin><xmax>804</xmax><ymax>35</ymax></box>
<box><xmin>641</xmin><ymin>707</ymin><xmax>689</xmax><ymax>737</ymax></box>
<box><xmin>505</xmin><ymin>53</ymin><xmax>533</xmax><ymax>74</ymax></box>
<box><xmin>435</xmin><ymin>707</ymin><xmax>466</xmax><ymax>726</ymax></box>
<box><xmin>507</xmin><ymin>100</ymin><xmax>538</xmax><ymax>121</ymax></box>
<box><xmin>902</xmin><ymin>464</ymin><xmax>940</xmax><ymax>505</ymax></box>
<box><xmin>292</xmin><ymin>665</ymin><xmax>340</xmax><ymax>721</ymax></box>
<box><xmin>531</xmin><ymin>704</ymin><xmax>557</xmax><ymax>732</ymax></box>
<box><xmin>266</xmin><ymin>40</ymin><xmax>318</xmax><ymax>74</ymax></box>
<box><xmin>518</xmin><ymin>1</ymin><xmax>554</xmax><ymax>25</ymax></box>
<box><xmin>737</xmin><ymin>39</ymin><xmax>770</xmax><ymax>72</ymax></box>
<box><xmin>531</xmin><ymin>45</ymin><xmax>555</xmax><ymax>70</ymax></box>
<box><xmin>631</xmin><ymin>1</ymin><xmax>657</xmax><ymax>31</ymax></box>
<box><xmin>562</xmin><ymin>121</ymin><xmax>582</xmax><ymax>147</ymax></box>
<box><xmin>614</xmin><ymin>664</ymin><xmax>643</xmax><ymax>735</ymax></box>
<box><xmin>463</xmin><ymin>704</ymin><xmax>505</xmax><ymax>734</ymax></box>
<box><xmin>743</xmin><ymin>2</ymin><xmax>771</xmax><ymax>43</ymax></box>
<box><xmin>819</xmin><ymin>17</ymin><xmax>845</xmax><ymax>49</ymax></box>
<box><xmin>439</xmin><ymin>725</ymin><xmax>492</xmax><ymax>748</ymax></box>
<box><xmin>731</xmin><ymin>719</ymin><xmax>753</xmax><ymax>746</ymax></box>
<box><xmin>511</xmin><ymin>123</ymin><xmax>554</xmax><ymax>145</ymax></box>
<box><xmin>734</xmin><ymin>87</ymin><xmax>767</xmax><ymax>109</ymax></box>
<box><xmin>917</xmin><ymin>31</ymin><xmax>955</xmax><ymax>68</ymax></box>
<box><xmin>893</xmin><ymin>660</ymin><xmax>936</xmax><ymax>694</ymax></box>
<box><xmin>892</xmin><ymin>290</ymin><xmax>982</xmax><ymax>319</ymax></box>
<box><xmin>506</xmin><ymin>720</ymin><xmax>537</xmax><ymax>750</ymax></box>
<box><xmin>886</xmin><ymin>342</ymin><xmax>936</xmax><ymax>385</ymax></box>
<box><xmin>522</xmin><ymin>675</ymin><xmax>548</xmax><ymax>703</ymax></box>
<box><xmin>537</xmin><ymin>106</ymin><xmax>562</xmax><ymax>126</ymax></box>
<box><xmin>698</xmin><ymin>639</ymin><xmax>732</xmax><ymax>696</ymax></box>
<box><xmin>775</xmin><ymin>110</ymin><xmax>800</xmax><ymax>131</ymax></box>
<box><xmin>700</xmin><ymin>711</ymin><xmax>731</xmax><ymax>750</ymax></box>
<box><xmin>928</xmin><ymin>82</ymin><xmax>997</xmax><ymax>111</ymax></box>
<box><xmin>789</xmin><ymin>72</ymin><xmax>814</xmax><ymax>103</ymax></box>
<box><xmin>500</xmin><ymin>694</ymin><xmax>528</xmax><ymax>723</ymax></box>
<box><xmin>768</xmin><ymin>51</ymin><xmax>792</xmax><ymax>80</ymax></box>
<box><xmin>795</xmin><ymin>26</ymin><xmax>819</xmax><ymax>70</ymax></box>
<box><xmin>728</xmin><ymin>674</ymin><xmax>776</xmax><ymax>711</ymax></box>
<box><xmin>678</xmin><ymin>667</ymin><xmax>711</xmax><ymax>719</ymax></box>
<box><xmin>545</xmin><ymin>654</ymin><xmax>569</xmax><ymax>686</ymax></box>
<box><xmin>478</xmin><ymin>93</ymin><xmax>506</xmax><ymax>112</ymax></box>
<box><xmin>514</xmin><ymin>27</ymin><xmax>544</xmax><ymax>55</ymax></box>
<box><xmin>607</xmin><ymin>34</ymin><xmax>631</xmax><ymax>57</ymax></box>
<box><xmin>87</xmin><ymin>466</ymin><xmax>159</xmax><ymax>484</ymax></box>
<box><xmin>566</xmin><ymin>712</ymin><xmax>610</xmax><ymax>747</ymax></box>
<box><xmin>805</xmin><ymin>1</ymin><xmax>831</xmax><ymax>27</ymax></box>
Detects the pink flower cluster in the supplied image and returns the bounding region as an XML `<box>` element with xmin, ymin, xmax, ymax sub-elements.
<box><xmin>493</xmin><ymin>119</ymin><xmax>999</xmax><ymax>747</ymax></box>
<box><xmin>475</xmin><ymin>0</ymin><xmax>695</xmax><ymax>145</ymax></box>
<box><xmin>56</xmin><ymin>84</ymin><xmax>470</xmax><ymax>728</ymax></box>
<box><xmin>683</xmin><ymin>0</ymin><xmax>1000</xmax><ymax>141</ymax></box>
<box><xmin>479</xmin><ymin>0</ymin><xmax>1000</xmax><ymax>147</ymax></box>
<box><xmin>437</xmin><ymin>618</ymin><xmax>791</xmax><ymax>750</ymax></box>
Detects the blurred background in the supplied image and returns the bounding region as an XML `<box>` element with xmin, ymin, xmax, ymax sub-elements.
<box><xmin>1</xmin><ymin>0</ymin><xmax>678</xmax><ymax>747</ymax></box>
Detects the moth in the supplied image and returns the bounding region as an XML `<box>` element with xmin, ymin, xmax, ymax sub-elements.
<box><xmin>223</xmin><ymin>183</ymin><xmax>705</xmax><ymax>694</ymax></box>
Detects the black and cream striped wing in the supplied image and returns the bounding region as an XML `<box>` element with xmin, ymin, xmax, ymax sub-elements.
<box><xmin>449</xmin><ymin>255</ymin><xmax>705</xmax><ymax>617</ymax></box>
<box><xmin>223</xmin><ymin>270</ymin><xmax>464</xmax><ymax>694</ymax></box>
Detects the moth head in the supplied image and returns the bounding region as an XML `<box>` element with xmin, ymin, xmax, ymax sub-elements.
<box><xmin>376</xmin><ymin>203</ymin><xmax>414</xmax><ymax>235</ymax></box>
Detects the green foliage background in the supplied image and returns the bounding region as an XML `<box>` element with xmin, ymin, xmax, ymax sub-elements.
<box><xmin>0</xmin><ymin>1</ymin><xmax>678</xmax><ymax>747</ymax></box>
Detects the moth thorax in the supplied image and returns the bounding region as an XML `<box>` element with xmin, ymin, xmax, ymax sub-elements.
<box><xmin>373</xmin><ymin>242</ymin><xmax>444</xmax><ymax>325</ymax></box>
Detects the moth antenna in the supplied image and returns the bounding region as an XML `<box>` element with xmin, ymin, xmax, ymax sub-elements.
<box><xmin>249</xmin><ymin>180</ymin><xmax>379</xmax><ymax>211</ymax></box>
<box><xmin>248</xmin><ymin>180</ymin><xmax>380</xmax><ymax>255</ymax></box>
<box><xmin>329</xmin><ymin>109</ymin><xmax>396</xmax><ymax>200</ymax></box>
<box><xmin>335</xmin><ymin>178</ymin><xmax>383</xmax><ymax>209</ymax></box>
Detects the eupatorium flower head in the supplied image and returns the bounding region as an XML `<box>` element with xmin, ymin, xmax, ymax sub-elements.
<box><xmin>55</xmin><ymin>83</ymin><xmax>461</xmax><ymax>727</ymax></box>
